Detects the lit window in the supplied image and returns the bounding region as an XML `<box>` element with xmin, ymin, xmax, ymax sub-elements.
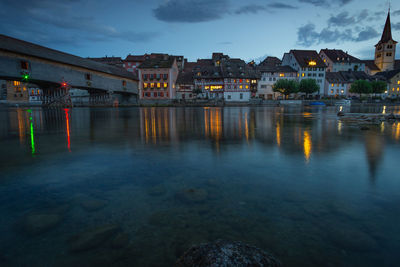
<box><xmin>331</xmin><ymin>83</ymin><xmax>334</xmax><ymax>87</ymax></box>
<box><xmin>246</xmin><ymin>85</ymin><xmax>249</xmax><ymax>89</ymax></box>
<box><xmin>122</xmin><ymin>80</ymin><xmax>127</xmax><ymax>86</ymax></box>
<box><xmin>151</xmin><ymin>83</ymin><xmax>155</xmax><ymax>88</ymax></box>
<box><xmin>302</xmin><ymin>73</ymin><xmax>305</xmax><ymax>77</ymax></box>
<box><xmin>330</xmin><ymin>89</ymin><xmax>333</xmax><ymax>93</ymax></box>
<box><xmin>239</xmin><ymin>85</ymin><xmax>243</xmax><ymax>89</ymax></box>
<box><xmin>20</xmin><ymin>61</ymin><xmax>29</xmax><ymax>70</ymax></box>
<box><xmin>239</xmin><ymin>79</ymin><xmax>243</xmax><ymax>83</ymax></box>
<box><xmin>157</xmin><ymin>83</ymin><xmax>161</xmax><ymax>88</ymax></box>
<box><xmin>164</xmin><ymin>83</ymin><xmax>168</xmax><ymax>88</ymax></box>
<box><xmin>144</xmin><ymin>83</ymin><xmax>148</xmax><ymax>88</ymax></box>
<box><xmin>308</xmin><ymin>60</ymin><xmax>316</xmax><ymax>66</ymax></box>
<box><xmin>246</xmin><ymin>79</ymin><xmax>249</xmax><ymax>83</ymax></box>
<box><xmin>341</xmin><ymin>89</ymin><xmax>344</xmax><ymax>94</ymax></box>
<box><xmin>279</xmin><ymin>73</ymin><xmax>284</xmax><ymax>77</ymax></box>
<box><xmin>398</xmin><ymin>81</ymin><xmax>400</xmax><ymax>85</ymax></box>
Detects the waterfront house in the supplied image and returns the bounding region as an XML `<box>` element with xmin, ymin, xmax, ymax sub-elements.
<box><xmin>138</xmin><ymin>56</ymin><xmax>179</xmax><ymax>100</ymax></box>
<box><xmin>281</xmin><ymin>50</ymin><xmax>326</xmax><ymax>96</ymax></box>
<box><xmin>257</xmin><ymin>65</ymin><xmax>297</xmax><ymax>100</ymax></box>
<box><xmin>375</xmin><ymin>69</ymin><xmax>400</xmax><ymax>98</ymax></box>
<box><xmin>319</xmin><ymin>49</ymin><xmax>365</xmax><ymax>72</ymax></box>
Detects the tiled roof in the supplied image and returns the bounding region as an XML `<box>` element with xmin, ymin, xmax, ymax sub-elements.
<box><xmin>395</xmin><ymin>60</ymin><xmax>400</xmax><ymax>70</ymax></box>
<box><xmin>377</xmin><ymin>11</ymin><xmax>397</xmax><ymax>45</ymax></box>
<box><xmin>0</xmin><ymin>34</ymin><xmax>137</xmax><ymax>80</ymax></box>
<box><xmin>138</xmin><ymin>57</ymin><xmax>176</xmax><ymax>69</ymax></box>
<box><xmin>290</xmin><ymin>50</ymin><xmax>326</xmax><ymax>68</ymax></box>
<box><xmin>257</xmin><ymin>65</ymin><xmax>297</xmax><ymax>73</ymax></box>
<box><xmin>374</xmin><ymin>69</ymin><xmax>400</xmax><ymax>80</ymax></box>
<box><xmin>326</xmin><ymin>71</ymin><xmax>378</xmax><ymax>83</ymax></box>
<box><xmin>362</xmin><ymin>60</ymin><xmax>380</xmax><ymax>71</ymax></box>
<box><xmin>259</xmin><ymin>56</ymin><xmax>282</xmax><ymax>67</ymax></box>
<box><xmin>320</xmin><ymin>49</ymin><xmax>362</xmax><ymax>63</ymax></box>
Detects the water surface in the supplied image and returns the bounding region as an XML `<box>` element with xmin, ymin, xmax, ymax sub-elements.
<box><xmin>0</xmin><ymin>106</ymin><xmax>400</xmax><ymax>266</ymax></box>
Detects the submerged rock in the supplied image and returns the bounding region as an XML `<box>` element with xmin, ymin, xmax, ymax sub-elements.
<box><xmin>175</xmin><ymin>240</ymin><xmax>281</xmax><ymax>267</ymax></box>
<box><xmin>80</xmin><ymin>199</ymin><xmax>107</xmax><ymax>212</ymax></box>
<box><xmin>110</xmin><ymin>233</ymin><xmax>130</xmax><ymax>248</ymax></box>
<box><xmin>69</xmin><ymin>224</ymin><xmax>120</xmax><ymax>252</ymax></box>
<box><xmin>21</xmin><ymin>213</ymin><xmax>63</xmax><ymax>235</ymax></box>
<box><xmin>147</xmin><ymin>184</ymin><xmax>167</xmax><ymax>196</ymax></box>
<box><xmin>176</xmin><ymin>188</ymin><xmax>208</xmax><ymax>203</ymax></box>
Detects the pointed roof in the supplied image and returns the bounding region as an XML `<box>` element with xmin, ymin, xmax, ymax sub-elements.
<box><xmin>377</xmin><ymin>10</ymin><xmax>397</xmax><ymax>45</ymax></box>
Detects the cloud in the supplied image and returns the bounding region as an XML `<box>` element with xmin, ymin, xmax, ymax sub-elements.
<box><xmin>392</xmin><ymin>22</ymin><xmax>400</xmax><ymax>31</ymax></box>
<box><xmin>354</xmin><ymin>27</ymin><xmax>379</xmax><ymax>42</ymax></box>
<box><xmin>297</xmin><ymin>23</ymin><xmax>378</xmax><ymax>46</ymax></box>
<box><xmin>267</xmin><ymin>3</ymin><xmax>297</xmax><ymax>9</ymax></box>
<box><xmin>328</xmin><ymin>12</ymin><xmax>355</xmax><ymax>27</ymax></box>
<box><xmin>153</xmin><ymin>0</ymin><xmax>229</xmax><ymax>22</ymax></box>
<box><xmin>298</xmin><ymin>0</ymin><xmax>354</xmax><ymax>7</ymax></box>
<box><xmin>235</xmin><ymin>4</ymin><xmax>267</xmax><ymax>14</ymax></box>
<box><xmin>393</xmin><ymin>9</ymin><xmax>400</xmax><ymax>16</ymax></box>
<box><xmin>0</xmin><ymin>0</ymin><xmax>156</xmax><ymax>45</ymax></box>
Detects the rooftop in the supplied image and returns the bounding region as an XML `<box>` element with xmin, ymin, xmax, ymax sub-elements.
<box><xmin>0</xmin><ymin>34</ymin><xmax>137</xmax><ymax>80</ymax></box>
<box><xmin>290</xmin><ymin>50</ymin><xmax>326</xmax><ymax>68</ymax></box>
<box><xmin>320</xmin><ymin>49</ymin><xmax>363</xmax><ymax>63</ymax></box>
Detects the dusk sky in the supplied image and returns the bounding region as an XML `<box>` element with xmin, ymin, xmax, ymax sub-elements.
<box><xmin>1</xmin><ymin>0</ymin><xmax>399</xmax><ymax>62</ymax></box>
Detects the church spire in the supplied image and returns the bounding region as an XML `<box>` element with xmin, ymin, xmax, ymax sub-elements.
<box><xmin>379</xmin><ymin>9</ymin><xmax>395</xmax><ymax>43</ymax></box>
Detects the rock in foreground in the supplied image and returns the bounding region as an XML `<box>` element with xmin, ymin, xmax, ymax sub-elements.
<box><xmin>175</xmin><ymin>240</ymin><xmax>281</xmax><ymax>267</ymax></box>
<box><xmin>69</xmin><ymin>224</ymin><xmax>120</xmax><ymax>252</ymax></box>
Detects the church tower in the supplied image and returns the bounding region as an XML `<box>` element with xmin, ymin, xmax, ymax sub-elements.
<box><xmin>374</xmin><ymin>10</ymin><xmax>397</xmax><ymax>71</ymax></box>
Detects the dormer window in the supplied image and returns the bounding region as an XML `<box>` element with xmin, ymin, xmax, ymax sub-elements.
<box><xmin>387</xmin><ymin>45</ymin><xmax>393</xmax><ymax>49</ymax></box>
<box><xmin>21</xmin><ymin>61</ymin><xmax>29</xmax><ymax>70</ymax></box>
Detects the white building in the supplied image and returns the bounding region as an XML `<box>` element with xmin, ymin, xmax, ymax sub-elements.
<box><xmin>319</xmin><ymin>49</ymin><xmax>365</xmax><ymax>73</ymax></box>
<box><xmin>257</xmin><ymin>66</ymin><xmax>297</xmax><ymax>100</ymax></box>
<box><xmin>282</xmin><ymin>50</ymin><xmax>326</xmax><ymax>96</ymax></box>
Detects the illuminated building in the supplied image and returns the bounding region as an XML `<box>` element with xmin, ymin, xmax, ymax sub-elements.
<box><xmin>138</xmin><ymin>56</ymin><xmax>179</xmax><ymax>100</ymax></box>
<box><xmin>281</xmin><ymin>50</ymin><xmax>326</xmax><ymax>96</ymax></box>
<box><xmin>257</xmin><ymin>65</ymin><xmax>297</xmax><ymax>100</ymax></box>
<box><xmin>319</xmin><ymin>49</ymin><xmax>365</xmax><ymax>72</ymax></box>
<box><xmin>193</xmin><ymin>53</ymin><xmax>259</xmax><ymax>102</ymax></box>
<box><xmin>374</xmin><ymin>69</ymin><xmax>400</xmax><ymax>98</ymax></box>
<box><xmin>362</xmin><ymin>10</ymin><xmax>399</xmax><ymax>75</ymax></box>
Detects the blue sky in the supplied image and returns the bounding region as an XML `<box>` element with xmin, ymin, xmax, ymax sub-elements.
<box><xmin>0</xmin><ymin>0</ymin><xmax>399</xmax><ymax>62</ymax></box>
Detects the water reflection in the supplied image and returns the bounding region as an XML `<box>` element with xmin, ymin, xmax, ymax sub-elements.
<box><xmin>2</xmin><ymin>106</ymin><xmax>400</xmax><ymax>178</ymax></box>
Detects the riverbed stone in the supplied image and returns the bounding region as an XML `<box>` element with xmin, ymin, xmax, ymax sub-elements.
<box><xmin>69</xmin><ymin>224</ymin><xmax>120</xmax><ymax>252</ymax></box>
<box><xmin>175</xmin><ymin>240</ymin><xmax>281</xmax><ymax>267</ymax></box>
<box><xmin>80</xmin><ymin>198</ymin><xmax>107</xmax><ymax>212</ymax></box>
<box><xmin>110</xmin><ymin>233</ymin><xmax>130</xmax><ymax>248</ymax></box>
<box><xmin>176</xmin><ymin>188</ymin><xmax>208</xmax><ymax>204</ymax></box>
<box><xmin>147</xmin><ymin>184</ymin><xmax>167</xmax><ymax>196</ymax></box>
<box><xmin>328</xmin><ymin>225</ymin><xmax>378</xmax><ymax>252</ymax></box>
<box><xmin>21</xmin><ymin>213</ymin><xmax>63</xmax><ymax>235</ymax></box>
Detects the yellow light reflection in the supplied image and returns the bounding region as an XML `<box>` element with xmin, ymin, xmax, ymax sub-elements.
<box><xmin>276</xmin><ymin>122</ymin><xmax>281</xmax><ymax>147</ymax></box>
<box><xmin>382</xmin><ymin>106</ymin><xmax>386</xmax><ymax>114</ymax></box>
<box><xmin>303</xmin><ymin>131</ymin><xmax>312</xmax><ymax>162</ymax></box>
<box><xmin>244</xmin><ymin>112</ymin><xmax>249</xmax><ymax>142</ymax></box>
<box><xmin>395</xmin><ymin>122</ymin><xmax>400</xmax><ymax>141</ymax></box>
<box><xmin>17</xmin><ymin>109</ymin><xmax>26</xmax><ymax>144</ymax></box>
<box><xmin>338</xmin><ymin>120</ymin><xmax>342</xmax><ymax>134</ymax></box>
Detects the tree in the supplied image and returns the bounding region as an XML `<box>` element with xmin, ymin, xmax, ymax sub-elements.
<box><xmin>349</xmin><ymin>80</ymin><xmax>372</xmax><ymax>98</ymax></box>
<box><xmin>273</xmin><ymin>79</ymin><xmax>299</xmax><ymax>99</ymax></box>
<box><xmin>370</xmin><ymin>80</ymin><xmax>387</xmax><ymax>96</ymax></box>
<box><xmin>299</xmin><ymin>79</ymin><xmax>319</xmax><ymax>98</ymax></box>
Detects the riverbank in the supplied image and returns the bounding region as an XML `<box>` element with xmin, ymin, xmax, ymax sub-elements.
<box><xmin>2</xmin><ymin>99</ymin><xmax>400</xmax><ymax>108</ymax></box>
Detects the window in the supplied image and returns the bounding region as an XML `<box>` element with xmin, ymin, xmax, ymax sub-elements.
<box><xmin>386</xmin><ymin>53</ymin><xmax>392</xmax><ymax>57</ymax></box>
<box><xmin>330</xmin><ymin>89</ymin><xmax>333</xmax><ymax>94</ymax></box>
<box><xmin>157</xmin><ymin>83</ymin><xmax>161</xmax><ymax>88</ymax></box>
<box><xmin>246</xmin><ymin>79</ymin><xmax>249</xmax><ymax>83</ymax></box>
<box><xmin>144</xmin><ymin>83</ymin><xmax>148</xmax><ymax>88</ymax></box>
<box><xmin>302</xmin><ymin>73</ymin><xmax>305</xmax><ymax>77</ymax></box>
<box><xmin>269</xmin><ymin>78</ymin><xmax>272</xmax><ymax>81</ymax></box>
<box><xmin>153</xmin><ymin>92</ymin><xmax>157</xmax><ymax>97</ymax></box>
<box><xmin>164</xmin><ymin>83</ymin><xmax>168</xmax><ymax>88</ymax></box>
<box><xmin>388</xmin><ymin>45</ymin><xmax>393</xmax><ymax>49</ymax></box>
<box><xmin>245</xmin><ymin>85</ymin><xmax>249</xmax><ymax>89</ymax></box>
<box><xmin>240</xmin><ymin>93</ymin><xmax>243</xmax><ymax>99</ymax></box>
<box><xmin>20</xmin><ymin>61</ymin><xmax>29</xmax><ymax>70</ymax></box>
<box><xmin>279</xmin><ymin>73</ymin><xmax>284</xmax><ymax>77</ymax></box>
<box><xmin>85</xmin><ymin>73</ymin><xmax>92</xmax><ymax>80</ymax></box>
<box><xmin>163</xmin><ymin>74</ymin><xmax>168</xmax><ymax>80</ymax></box>
<box><xmin>143</xmin><ymin>74</ymin><xmax>148</xmax><ymax>80</ymax></box>
<box><xmin>151</xmin><ymin>83</ymin><xmax>155</xmax><ymax>88</ymax></box>
<box><xmin>227</xmin><ymin>95</ymin><xmax>231</xmax><ymax>99</ymax></box>
<box><xmin>122</xmin><ymin>80</ymin><xmax>127</xmax><ymax>87</ymax></box>
<box><xmin>156</xmin><ymin>74</ymin><xmax>161</xmax><ymax>79</ymax></box>
<box><xmin>239</xmin><ymin>79</ymin><xmax>243</xmax><ymax>83</ymax></box>
<box><xmin>377</xmin><ymin>53</ymin><xmax>382</xmax><ymax>58</ymax></box>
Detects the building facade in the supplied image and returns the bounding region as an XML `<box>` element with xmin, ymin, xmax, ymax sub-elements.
<box><xmin>374</xmin><ymin>11</ymin><xmax>397</xmax><ymax>72</ymax></box>
<box><xmin>257</xmin><ymin>66</ymin><xmax>297</xmax><ymax>100</ymax></box>
<box><xmin>138</xmin><ymin>57</ymin><xmax>179</xmax><ymax>100</ymax></box>
<box><xmin>282</xmin><ymin>50</ymin><xmax>326</xmax><ymax>96</ymax></box>
<box><xmin>319</xmin><ymin>49</ymin><xmax>365</xmax><ymax>72</ymax></box>
<box><xmin>375</xmin><ymin>69</ymin><xmax>400</xmax><ymax>98</ymax></box>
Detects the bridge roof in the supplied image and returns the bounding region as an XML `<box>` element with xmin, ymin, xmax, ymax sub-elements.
<box><xmin>0</xmin><ymin>34</ymin><xmax>138</xmax><ymax>80</ymax></box>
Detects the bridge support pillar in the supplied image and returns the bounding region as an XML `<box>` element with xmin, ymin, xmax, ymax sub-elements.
<box><xmin>89</xmin><ymin>90</ymin><xmax>110</xmax><ymax>106</ymax></box>
<box><xmin>42</xmin><ymin>86</ymin><xmax>72</xmax><ymax>107</ymax></box>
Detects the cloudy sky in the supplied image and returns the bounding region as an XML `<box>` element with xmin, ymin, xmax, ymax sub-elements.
<box><xmin>0</xmin><ymin>0</ymin><xmax>399</xmax><ymax>62</ymax></box>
